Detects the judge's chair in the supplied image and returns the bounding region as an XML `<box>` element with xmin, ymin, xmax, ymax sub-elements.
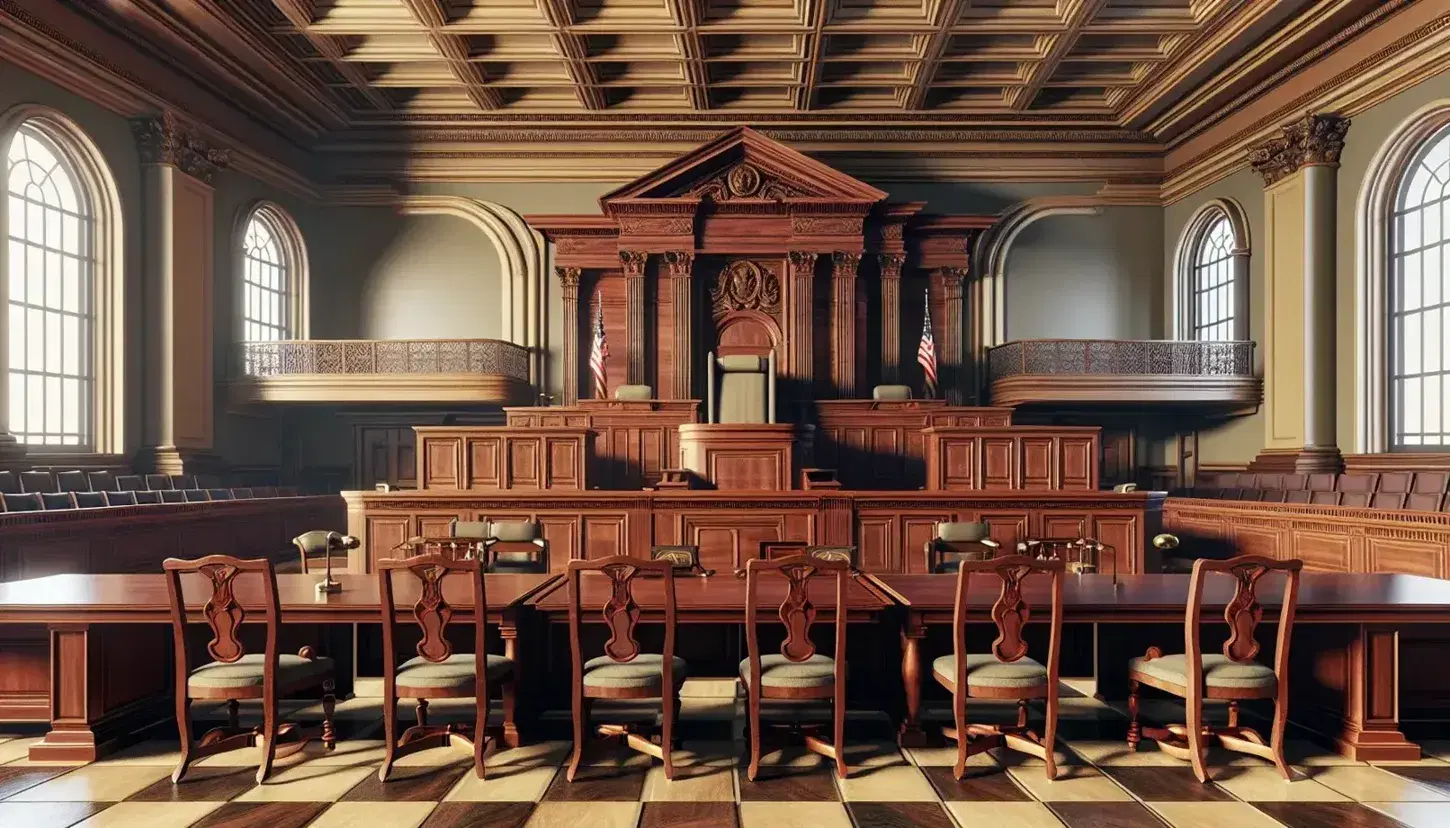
<box><xmin>925</xmin><ymin>521</ymin><xmax>1000</xmax><ymax>573</ymax></box>
<box><xmin>706</xmin><ymin>351</ymin><xmax>777</xmax><ymax>424</ymax></box>
<box><xmin>1127</xmin><ymin>555</ymin><xmax>1303</xmax><ymax>783</ymax></box>
<box><xmin>614</xmin><ymin>384</ymin><xmax>653</xmax><ymax>401</ymax></box>
<box><xmin>481</xmin><ymin>520</ymin><xmax>550</xmax><ymax>573</ymax></box>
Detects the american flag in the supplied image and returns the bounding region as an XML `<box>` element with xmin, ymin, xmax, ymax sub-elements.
<box><xmin>589</xmin><ymin>303</ymin><xmax>608</xmax><ymax>399</ymax></box>
<box><xmin>918</xmin><ymin>291</ymin><xmax>938</xmax><ymax>399</ymax></box>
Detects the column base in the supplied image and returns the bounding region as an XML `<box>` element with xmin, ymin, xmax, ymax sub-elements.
<box><xmin>1248</xmin><ymin>447</ymin><xmax>1343</xmax><ymax>474</ymax></box>
<box><xmin>136</xmin><ymin>445</ymin><xmax>222</xmax><ymax>476</ymax></box>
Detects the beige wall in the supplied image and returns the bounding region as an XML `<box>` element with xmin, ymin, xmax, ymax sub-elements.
<box><xmin>356</xmin><ymin>214</ymin><xmax>504</xmax><ymax>341</ymax></box>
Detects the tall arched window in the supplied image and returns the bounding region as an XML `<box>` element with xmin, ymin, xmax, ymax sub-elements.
<box><xmin>5</xmin><ymin>122</ymin><xmax>96</xmax><ymax>448</ymax></box>
<box><xmin>240</xmin><ymin>204</ymin><xmax>306</xmax><ymax>341</ymax></box>
<box><xmin>1172</xmin><ymin>199</ymin><xmax>1249</xmax><ymax>342</ymax></box>
<box><xmin>1388</xmin><ymin>123</ymin><xmax>1450</xmax><ymax>449</ymax></box>
<box><xmin>1190</xmin><ymin>215</ymin><xmax>1235</xmax><ymax>340</ymax></box>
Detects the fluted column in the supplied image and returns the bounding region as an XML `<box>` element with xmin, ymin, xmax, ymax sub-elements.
<box><xmin>879</xmin><ymin>253</ymin><xmax>905</xmax><ymax>384</ymax></box>
<box><xmin>556</xmin><ymin>266</ymin><xmax>582</xmax><ymax>406</ymax></box>
<box><xmin>663</xmin><ymin>251</ymin><xmax>694</xmax><ymax>399</ymax></box>
<box><xmin>831</xmin><ymin>251</ymin><xmax>861</xmax><ymax>397</ymax></box>
<box><xmin>620</xmin><ymin>250</ymin><xmax>648</xmax><ymax>385</ymax></box>
<box><xmin>787</xmin><ymin>251</ymin><xmax>817</xmax><ymax>387</ymax></box>
<box><xmin>933</xmin><ymin>267</ymin><xmax>968</xmax><ymax>405</ymax></box>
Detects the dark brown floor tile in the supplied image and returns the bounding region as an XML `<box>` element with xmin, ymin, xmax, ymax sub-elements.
<box><xmin>1050</xmin><ymin>802</ymin><xmax>1171</xmax><ymax>828</ymax></box>
<box><xmin>421</xmin><ymin>802</ymin><xmax>535</xmax><ymax>828</ymax></box>
<box><xmin>341</xmin><ymin>764</ymin><xmax>470</xmax><ymax>802</ymax></box>
<box><xmin>1253</xmin><ymin>802</ymin><xmax>1414</xmax><ymax>828</ymax></box>
<box><xmin>0</xmin><ymin>765</ymin><xmax>72</xmax><ymax>800</ymax></box>
<box><xmin>640</xmin><ymin>802</ymin><xmax>739</xmax><ymax>828</ymax></box>
<box><xmin>848</xmin><ymin>802</ymin><xmax>955</xmax><ymax>828</ymax></box>
<box><xmin>541</xmin><ymin>765</ymin><xmax>647</xmax><ymax>802</ymax></box>
<box><xmin>921</xmin><ymin>766</ymin><xmax>1031</xmax><ymax>801</ymax></box>
<box><xmin>1100</xmin><ymin>767</ymin><xmax>1233</xmax><ymax>802</ymax></box>
<box><xmin>736</xmin><ymin>767</ymin><xmax>839</xmax><ymax>801</ymax></box>
<box><xmin>188</xmin><ymin>802</ymin><xmax>330</xmax><ymax>828</ymax></box>
<box><xmin>0</xmin><ymin>802</ymin><xmax>110</xmax><ymax>828</ymax></box>
<box><xmin>127</xmin><ymin>767</ymin><xmax>258</xmax><ymax>802</ymax></box>
<box><xmin>1384</xmin><ymin>766</ymin><xmax>1450</xmax><ymax>796</ymax></box>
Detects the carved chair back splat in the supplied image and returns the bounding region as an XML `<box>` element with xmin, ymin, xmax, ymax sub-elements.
<box><xmin>1185</xmin><ymin>555</ymin><xmax>1302</xmax><ymax>692</ymax></box>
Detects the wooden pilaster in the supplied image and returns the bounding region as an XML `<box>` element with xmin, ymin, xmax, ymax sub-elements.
<box><xmin>831</xmin><ymin>252</ymin><xmax>862</xmax><ymax>398</ymax></box>
<box><xmin>879</xmin><ymin>253</ymin><xmax>905</xmax><ymax>384</ymax></box>
<box><xmin>933</xmin><ymin>267</ymin><xmax>967</xmax><ymax>405</ymax></box>
<box><xmin>620</xmin><ymin>250</ymin><xmax>648</xmax><ymax>385</ymax></box>
<box><xmin>663</xmin><ymin>251</ymin><xmax>694</xmax><ymax>399</ymax></box>
<box><xmin>787</xmin><ymin>251</ymin><xmax>818</xmax><ymax>386</ymax></box>
<box><xmin>556</xmin><ymin>266</ymin><xmax>582</xmax><ymax>405</ymax></box>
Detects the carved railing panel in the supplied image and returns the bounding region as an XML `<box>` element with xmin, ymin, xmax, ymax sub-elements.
<box><xmin>235</xmin><ymin>339</ymin><xmax>529</xmax><ymax>381</ymax></box>
<box><xmin>988</xmin><ymin>339</ymin><xmax>1255</xmax><ymax>380</ymax></box>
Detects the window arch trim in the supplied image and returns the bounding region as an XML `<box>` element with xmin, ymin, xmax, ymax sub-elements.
<box><xmin>233</xmin><ymin>201</ymin><xmax>308</xmax><ymax>343</ymax></box>
<box><xmin>0</xmin><ymin>104</ymin><xmax>125</xmax><ymax>456</ymax></box>
<box><xmin>1171</xmin><ymin>198</ymin><xmax>1251</xmax><ymax>341</ymax></box>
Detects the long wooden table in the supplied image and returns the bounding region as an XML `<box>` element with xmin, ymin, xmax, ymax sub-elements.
<box><xmin>0</xmin><ymin>572</ymin><xmax>556</xmax><ymax>762</ymax></box>
<box><xmin>869</xmin><ymin>572</ymin><xmax>1450</xmax><ymax>761</ymax></box>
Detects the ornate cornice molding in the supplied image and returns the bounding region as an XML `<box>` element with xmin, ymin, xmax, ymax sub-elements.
<box><xmin>555</xmin><ymin>266</ymin><xmax>581</xmax><ymax>297</ymax></box>
<box><xmin>129</xmin><ymin>111</ymin><xmax>230</xmax><ymax>183</ymax></box>
<box><xmin>1247</xmin><ymin>113</ymin><xmax>1350</xmax><ymax>186</ymax></box>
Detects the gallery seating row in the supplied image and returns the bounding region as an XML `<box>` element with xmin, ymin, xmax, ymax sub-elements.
<box><xmin>0</xmin><ymin>470</ymin><xmax>263</xmax><ymax>494</ymax></box>
<box><xmin>1183</xmin><ymin>471</ymin><xmax>1450</xmax><ymax>511</ymax></box>
<box><xmin>0</xmin><ymin>486</ymin><xmax>300</xmax><ymax>512</ymax></box>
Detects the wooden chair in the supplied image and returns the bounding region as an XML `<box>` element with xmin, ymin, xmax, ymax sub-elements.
<box><xmin>1127</xmin><ymin>555</ymin><xmax>1302</xmax><ymax>783</ymax></box>
<box><xmin>565</xmin><ymin>555</ymin><xmax>683</xmax><ymax>782</ymax></box>
<box><xmin>925</xmin><ymin>521</ymin><xmax>1001</xmax><ymax>573</ymax></box>
<box><xmin>933</xmin><ymin>555</ymin><xmax>1064</xmax><ymax>780</ymax></box>
<box><xmin>742</xmin><ymin>553</ymin><xmax>850</xmax><ymax>781</ymax></box>
<box><xmin>651</xmin><ymin>544</ymin><xmax>714</xmax><ymax>576</ymax></box>
<box><xmin>162</xmin><ymin>555</ymin><xmax>336</xmax><ymax>784</ymax></box>
<box><xmin>483</xmin><ymin>520</ymin><xmax>549</xmax><ymax>573</ymax></box>
<box><xmin>293</xmin><ymin>531</ymin><xmax>359</xmax><ymax>574</ymax></box>
<box><xmin>377</xmin><ymin>553</ymin><xmax>515</xmax><ymax>782</ymax></box>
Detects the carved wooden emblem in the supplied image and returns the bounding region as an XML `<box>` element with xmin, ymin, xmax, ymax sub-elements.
<box><xmin>1222</xmin><ymin>561</ymin><xmax>1268</xmax><ymax>662</ymax></box>
<box><xmin>777</xmin><ymin>559</ymin><xmax>819</xmax><ymax>662</ymax></box>
<box><xmin>200</xmin><ymin>562</ymin><xmax>245</xmax><ymax>663</ymax></box>
<box><xmin>410</xmin><ymin>562</ymin><xmax>455</xmax><ymax>662</ymax></box>
<box><xmin>989</xmin><ymin>561</ymin><xmax>1034</xmax><ymax>663</ymax></box>
<box><xmin>711</xmin><ymin>260</ymin><xmax>781</xmax><ymax>315</ymax></box>
<box><xmin>601</xmin><ymin>561</ymin><xmax>643</xmax><ymax>662</ymax></box>
<box><xmin>692</xmin><ymin>162</ymin><xmax>799</xmax><ymax>201</ymax></box>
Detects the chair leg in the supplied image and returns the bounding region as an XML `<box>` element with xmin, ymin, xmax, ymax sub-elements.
<box><xmin>566</xmin><ymin>694</ymin><xmax>589</xmax><ymax>782</ymax></box>
<box><xmin>832</xmin><ymin>686</ymin><xmax>848</xmax><ymax>780</ymax></box>
<box><xmin>416</xmin><ymin>699</ymin><xmax>430</xmax><ymax>728</ymax></box>
<box><xmin>171</xmin><ymin>697</ymin><xmax>194</xmax><ymax>784</ymax></box>
<box><xmin>322</xmin><ymin>683</ymin><xmax>336</xmax><ymax>752</ymax></box>
<box><xmin>1185</xmin><ymin>694</ymin><xmax>1209</xmax><ymax>784</ymax></box>
<box><xmin>501</xmin><ymin>674</ymin><xmax>519</xmax><ymax>749</ymax></box>
<box><xmin>1126</xmin><ymin>679</ymin><xmax>1141</xmax><ymax>753</ymax></box>
<box><xmin>256</xmin><ymin>693</ymin><xmax>280</xmax><ymax>785</ymax></box>
<box><xmin>1042</xmin><ymin>690</ymin><xmax>1059</xmax><ymax>781</ymax></box>
<box><xmin>474</xmin><ymin>689</ymin><xmax>488</xmax><ymax>780</ymax></box>
<box><xmin>379</xmin><ymin>689</ymin><xmax>399</xmax><ymax>783</ymax></box>
<box><xmin>661</xmin><ymin>692</ymin><xmax>676</xmax><ymax>781</ymax></box>
<box><xmin>747</xmin><ymin>687</ymin><xmax>763</xmax><ymax>782</ymax></box>
<box><xmin>1270</xmin><ymin>691</ymin><xmax>1292</xmax><ymax>781</ymax></box>
<box><xmin>952</xmin><ymin>690</ymin><xmax>969</xmax><ymax>781</ymax></box>
<box><xmin>227</xmin><ymin>699</ymin><xmax>240</xmax><ymax>731</ymax></box>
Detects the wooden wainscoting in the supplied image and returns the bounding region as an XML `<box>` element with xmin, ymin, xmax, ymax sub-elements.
<box><xmin>505</xmin><ymin>401</ymin><xmax>699</xmax><ymax>489</ymax></box>
<box><xmin>415</xmin><ymin>427</ymin><xmax>590</xmax><ymax>491</ymax></box>
<box><xmin>923</xmin><ymin>426</ymin><xmax>1100</xmax><ymax>492</ymax></box>
<box><xmin>812</xmin><ymin>401</ymin><xmax>1013</xmax><ymax>489</ymax></box>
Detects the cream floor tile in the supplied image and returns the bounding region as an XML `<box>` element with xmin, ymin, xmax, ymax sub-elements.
<box><xmin>232</xmin><ymin>765</ymin><xmax>373</xmax><ymax>802</ymax></box>
<box><xmin>525</xmin><ymin>802</ymin><xmax>641</xmax><ymax>828</ymax></box>
<box><xmin>0</xmin><ymin>737</ymin><xmax>41</xmax><ymax>765</ymax></box>
<box><xmin>94</xmin><ymin>741</ymin><xmax>184</xmax><ymax>766</ymax></box>
<box><xmin>1211</xmin><ymin>766</ymin><xmax>1349</xmax><ymax>802</ymax></box>
<box><xmin>1307</xmin><ymin>766</ymin><xmax>1450</xmax><ymax>801</ymax></box>
<box><xmin>443</xmin><ymin>743</ymin><xmax>563</xmax><ymax>805</ymax></box>
<box><xmin>750</xmin><ymin>745</ymin><xmax>831</xmax><ymax>769</ymax></box>
<box><xmin>643</xmin><ymin>764</ymin><xmax>735</xmax><ymax>801</ymax></box>
<box><xmin>1065</xmin><ymin>740</ymin><xmax>1184</xmax><ymax>767</ymax></box>
<box><xmin>7</xmin><ymin>765</ymin><xmax>171</xmax><ymax>802</ymax></box>
<box><xmin>1365</xmin><ymin>802</ymin><xmax>1450</xmax><ymax>828</ymax></box>
<box><xmin>738</xmin><ymin>801</ymin><xmax>853</xmax><ymax>828</ymax></box>
<box><xmin>905</xmin><ymin>745</ymin><xmax>1001</xmax><ymax>768</ymax></box>
<box><xmin>72</xmin><ymin>802</ymin><xmax>223</xmax><ymax>828</ymax></box>
<box><xmin>680</xmin><ymin>679</ymin><xmax>739</xmax><ymax>699</ymax></box>
<box><xmin>1220</xmin><ymin>740</ymin><xmax>1361</xmax><ymax>768</ymax></box>
<box><xmin>942</xmin><ymin>801</ymin><xmax>1066</xmax><ymax>828</ymax></box>
<box><xmin>1147</xmin><ymin>801</ymin><xmax>1288</xmax><ymax>828</ymax></box>
<box><xmin>841</xmin><ymin>741</ymin><xmax>908</xmax><ymax>769</ymax></box>
<box><xmin>308</xmin><ymin>802</ymin><xmax>437</xmax><ymax>828</ymax></box>
<box><xmin>1007</xmin><ymin>767</ymin><xmax>1133</xmax><ymax>802</ymax></box>
<box><xmin>836</xmin><ymin>764</ymin><xmax>938</xmax><ymax>802</ymax></box>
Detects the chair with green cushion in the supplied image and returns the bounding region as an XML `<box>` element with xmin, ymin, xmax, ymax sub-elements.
<box><xmin>1127</xmin><ymin>555</ymin><xmax>1302</xmax><ymax>783</ymax></box>
<box><xmin>925</xmin><ymin>521</ymin><xmax>1001</xmax><ymax>573</ymax></box>
<box><xmin>742</xmin><ymin>553</ymin><xmax>852</xmax><ymax>781</ymax></box>
<box><xmin>446</xmin><ymin>519</ymin><xmax>489</xmax><ymax>561</ymax></box>
<box><xmin>613</xmin><ymin>384</ymin><xmax>653</xmax><ymax>401</ymax></box>
<box><xmin>706</xmin><ymin>351</ymin><xmax>776</xmax><ymax>424</ymax></box>
<box><xmin>872</xmin><ymin>385</ymin><xmax>912</xmax><ymax>401</ymax></box>
<box><xmin>482</xmin><ymin>520</ymin><xmax>549</xmax><ymax>573</ymax></box>
<box><xmin>933</xmin><ymin>555</ymin><xmax>1064</xmax><ymax>781</ymax></box>
<box><xmin>293</xmin><ymin>530</ymin><xmax>358</xmax><ymax>575</ymax></box>
<box><xmin>162</xmin><ymin>555</ymin><xmax>335</xmax><ymax>784</ymax></box>
<box><xmin>377</xmin><ymin>552</ymin><xmax>515</xmax><ymax>782</ymax></box>
<box><xmin>565</xmin><ymin>556</ymin><xmax>683</xmax><ymax>782</ymax></box>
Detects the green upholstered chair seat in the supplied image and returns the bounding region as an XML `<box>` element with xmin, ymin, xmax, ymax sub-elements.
<box><xmin>719</xmin><ymin>373</ymin><xmax>767</xmax><ymax>423</ymax></box>
<box><xmin>614</xmin><ymin>384</ymin><xmax>653</xmax><ymax>400</ymax></box>
<box><xmin>1129</xmin><ymin>653</ymin><xmax>1277</xmax><ymax>691</ymax></box>
<box><xmin>937</xmin><ymin>522</ymin><xmax>991</xmax><ymax>543</ymax></box>
<box><xmin>583</xmin><ymin>654</ymin><xmax>687</xmax><ymax>689</ymax></box>
<box><xmin>395</xmin><ymin>654</ymin><xmax>513</xmax><ymax>689</ymax></box>
<box><xmin>188</xmin><ymin>654</ymin><xmax>332</xmax><ymax>691</ymax></box>
<box><xmin>740</xmin><ymin>654</ymin><xmax>838</xmax><ymax>688</ymax></box>
<box><xmin>872</xmin><ymin>385</ymin><xmax>912</xmax><ymax>401</ymax></box>
<box><xmin>489</xmin><ymin>521</ymin><xmax>540</xmax><ymax>543</ymax></box>
<box><xmin>449</xmin><ymin>520</ymin><xmax>488</xmax><ymax>539</ymax></box>
<box><xmin>932</xmin><ymin>654</ymin><xmax>1048</xmax><ymax>689</ymax></box>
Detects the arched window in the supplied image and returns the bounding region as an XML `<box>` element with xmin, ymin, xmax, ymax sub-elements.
<box><xmin>5</xmin><ymin>122</ymin><xmax>96</xmax><ymax>448</ymax></box>
<box><xmin>1172</xmin><ymin>199</ymin><xmax>1250</xmax><ymax>342</ymax></box>
<box><xmin>1388</xmin><ymin>123</ymin><xmax>1450</xmax><ymax>449</ymax></box>
<box><xmin>239</xmin><ymin>204</ymin><xmax>306</xmax><ymax>341</ymax></box>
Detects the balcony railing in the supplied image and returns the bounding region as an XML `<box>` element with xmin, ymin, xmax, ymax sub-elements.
<box><xmin>988</xmin><ymin>339</ymin><xmax>1255</xmax><ymax>381</ymax></box>
<box><xmin>235</xmin><ymin>338</ymin><xmax>530</xmax><ymax>381</ymax></box>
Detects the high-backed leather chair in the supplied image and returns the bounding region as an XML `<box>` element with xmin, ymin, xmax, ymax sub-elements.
<box><xmin>614</xmin><ymin>384</ymin><xmax>653</xmax><ymax>401</ymax></box>
<box><xmin>872</xmin><ymin>385</ymin><xmax>912</xmax><ymax>401</ymax></box>
<box><xmin>483</xmin><ymin>520</ymin><xmax>549</xmax><ymax>573</ymax></box>
<box><xmin>55</xmin><ymin>470</ymin><xmax>88</xmax><ymax>492</ymax></box>
<box><xmin>706</xmin><ymin>351</ymin><xmax>776</xmax><ymax>424</ymax></box>
<box><xmin>20</xmin><ymin>471</ymin><xmax>54</xmax><ymax>493</ymax></box>
<box><xmin>925</xmin><ymin>521</ymin><xmax>1000</xmax><ymax>573</ymax></box>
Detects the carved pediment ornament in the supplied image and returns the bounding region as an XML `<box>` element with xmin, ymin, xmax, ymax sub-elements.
<box><xmin>692</xmin><ymin>161</ymin><xmax>802</xmax><ymax>202</ymax></box>
<box><xmin>618</xmin><ymin>217</ymin><xmax>694</xmax><ymax>235</ymax></box>
<box><xmin>130</xmin><ymin>112</ymin><xmax>230</xmax><ymax>184</ymax></box>
<box><xmin>711</xmin><ymin>260</ymin><xmax>781</xmax><ymax>315</ymax></box>
<box><xmin>1248</xmin><ymin>113</ymin><xmax>1350</xmax><ymax>187</ymax></box>
<box><xmin>793</xmin><ymin>215</ymin><xmax>864</xmax><ymax>235</ymax></box>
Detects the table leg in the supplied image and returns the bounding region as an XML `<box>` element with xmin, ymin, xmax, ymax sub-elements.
<box><xmin>897</xmin><ymin>617</ymin><xmax>928</xmax><ymax>748</ymax></box>
<box><xmin>1315</xmin><ymin>624</ymin><xmax>1418</xmax><ymax>761</ymax></box>
<box><xmin>500</xmin><ymin>614</ymin><xmax>521</xmax><ymax>748</ymax></box>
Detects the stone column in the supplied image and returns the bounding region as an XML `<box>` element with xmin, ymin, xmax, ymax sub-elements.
<box><xmin>662</xmin><ymin>251</ymin><xmax>694</xmax><ymax>399</ymax></box>
<box><xmin>620</xmin><ymin>250</ymin><xmax>648</xmax><ymax>386</ymax></box>
<box><xmin>879</xmin><ymin>253</ymin><xmax>905</xmax><ymax>384</ymax></box>
<box><xmin>1248</xmin><ymin>113</ymin><xmax>1349</xmax><ymax>473</ymax></box>
<box><xmin>831</xmin><ymin>251</ymin><xmax>861</xmax><ymax>398</ymax></box>
<box><xmin>132</xmin><ymin>112</ymin><xmax>229</xmax><ymax>475</ymax></box>
<box><xmin>932</xmin><ymin>267</ymin><xmax>968</xmax><ymax>405</ymax></box>
<box><xmin>787</xmin><ymin>251</ymin><xmax>818</xmax><ymax>387</ymax></box>
<box><xmin>556</xmin><ymin>266</ymin><xmax>582</xmax><ymax>406</ymax></box>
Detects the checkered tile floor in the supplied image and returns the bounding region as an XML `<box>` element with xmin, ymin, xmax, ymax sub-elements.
<box><xmin>3</xmin><ymin>685</ymin><xmax>1450</xmax><ymax>828</ymax></box>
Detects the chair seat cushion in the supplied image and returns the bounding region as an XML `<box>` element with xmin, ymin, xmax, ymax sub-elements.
<box><xmin>583</xmin><ymin>654</ymin><xmax>687</xmax><ymax>689</ymax></box>
<box><xmin>188</xmin><ymin>654</ymin><xmax>333</xmax><ymax>691</ymax></box>
<box><xmin>1129</xmin><ymin>653</ymin><xmax>1277</xmax><ymax>691</ymax></box>
<box><xmin>932</xmin><ymin>654</ymin><xmax>1048</xmax><ymax>689</ymax></box>
<box><xmin>396</xmin><ymin>654</ymin><xmax>513</xmax><ymax>689</ymax></box>
<box><xmin>740</xmin><ymin>654</ymin><xmax>838</xmax><ymax>688</ymax></box>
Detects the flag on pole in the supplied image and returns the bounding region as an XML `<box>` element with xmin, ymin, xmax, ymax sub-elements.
<box><xmin>589</xmin><ymin>303</ymin><xmax>608</xmax><ymax>400</ymax></box>
<box><xmin>918</xmin><ymin>291</ymin><xmax>938</xmax><ymax>399</ymax></box>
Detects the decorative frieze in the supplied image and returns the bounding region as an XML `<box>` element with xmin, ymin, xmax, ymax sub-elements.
<box><xmin>130</xmin><ymin>112</ymin><xmax>230</xmax><ymax>183</ymax></box>
<box><xmin>1248</xmin><ymin>113</ymin><xmax>1351</xmax><ymax>186</ymax></box>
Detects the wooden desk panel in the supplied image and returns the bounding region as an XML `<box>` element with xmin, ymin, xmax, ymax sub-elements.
<box><xmin>505</xmin><ymin>401</ymin><xmax>699</xmax><ymax>489</ymax></box>
<box><xmin>923</xmin><ymin>426</ymin><xmax>1100</xmax><ymax>492</ymax></box>
<box><xmin>416</xmin><ymin>426</ymin><xmax>589</xmax><ymax>491</ymax></box>
<box><xmin>813</xmin><ymin>401</ymin><xmax>1013</xmax><ymax>489</ymax></box>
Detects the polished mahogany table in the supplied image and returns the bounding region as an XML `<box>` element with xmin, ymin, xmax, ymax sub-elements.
<box><xmin>869</xmin><ymin>572</ymin><xmax>1450</xmax><ymax>760</ymax></box>
<box><xmin>527</xmin><ymin>571</ymin><xmax>893</xmax><ymax>620</ymax></box>
<box><xmin>0</xmin><ymin>572</ymin><xmax>557</xmax><ymax>762</ymax></box>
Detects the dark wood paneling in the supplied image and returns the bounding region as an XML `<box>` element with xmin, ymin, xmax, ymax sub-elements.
<box><xmin>812</xmin><ymin>402</ymin><xmax>1013</xmax><ymax>489</ymax></box>
<box><xmin>415</xmin><ymin>427</ymin><xmax>589</xmax><ymax>492</ymax></box>
<box><xmin>923</xmin><ymin>427</ymin><xmax>1101</xmax><ymax>492</ymax></box>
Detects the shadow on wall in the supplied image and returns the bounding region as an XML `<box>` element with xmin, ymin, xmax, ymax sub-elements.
<box><xmin>357</xmin><ymin>213</ymin><xmax>506</xmax><ymax>341</ymax></box>
<box><xmin>306</xmin><ymin>206</ymin><xmax>404</xmax><ymax>340</ymax></box>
